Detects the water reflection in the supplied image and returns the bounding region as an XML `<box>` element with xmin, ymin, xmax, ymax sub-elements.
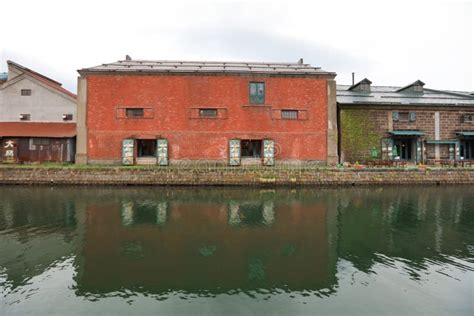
<box><xmin>76</xmin><ymin>190</ymin><xmax>336</xmax><ymax>297</ymax></box>
<box><xmin>0</xmin><ymin>186</ymin><xmax>473</xmax><ymax>313</ymax></box>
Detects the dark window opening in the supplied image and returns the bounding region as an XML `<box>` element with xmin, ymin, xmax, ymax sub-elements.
<box><xmin>199</xmin><ymin>109</ymin><xmax>217</xmax><ymax>117</ymax></box>
<box><xmin>137</xmin><ymin>139</ymin><xmax>156</xmax><ymax>157</ymax></box>
<box><xmin>460</xmin><ymin>140</ymin><xmax>474</xmax><ymax>160</ymax></box>
<box><xmin>19</xmin><ymin>114</ymin><xmax>30</xmax><ymax>121</ymax></box>
<box><xmin>63</xmin><ymin>114</ymin><xmax>73</xmax><ymax>121</ymax></box>
<box><xmin>21</xmin><ymin>89</ymin><xmax>32</xmax><ymax>96</ymax></box>
<box><xmin>249</xmin><ymin>82</ymin><xmax>265</xmax><ymax>104</ymax></box>
<box><xmin>241</xmin><ymin>140</ymin><xmax>262</xmax><ymax>158</ymax></box>
<box><xmin>393</xmin><ymin>139</ymin><xmax>413</xmax><ymax>161</ymax></box>
<box><xmin>126</xmin><ymin>108</ymin><xmax>144</xmax><ymax>118</ymax></box>
<box><xmin>281</xmin><ymin>110</ymin><xmax>298</xmax><ymax>120</ymax></box>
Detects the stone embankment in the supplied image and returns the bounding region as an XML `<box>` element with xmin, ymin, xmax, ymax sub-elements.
<box><xmin>0</xmin><ymin>166</ymin><xmax>473</xmax><ymax>186</ymax></box>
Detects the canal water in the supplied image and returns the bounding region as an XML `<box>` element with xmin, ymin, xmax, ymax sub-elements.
<box><xmin>0</xmin><ymin>186</ymin><xmax>472</xmax><ymax>315</ymax></box>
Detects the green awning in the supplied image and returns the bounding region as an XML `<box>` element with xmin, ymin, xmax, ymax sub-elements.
<box><xmin>456</xmin><ymin>131</ymin><xmax>474</xmax><ymax>136</ymax></box>
<box><xmin>425</xmin><ymin>140</ymin><xmax>458</xmax><ymax>145</ymax></box>
<box><xmin>390</xmin><ymin>130</ymin><xmax>425</xmax><ymax>136</ymax></box>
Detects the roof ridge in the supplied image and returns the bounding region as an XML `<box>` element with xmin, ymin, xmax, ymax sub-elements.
<box><xmin>115</xmin><ymin>59</ymin><xmax>312</xmax><ymax>66</ymax></box>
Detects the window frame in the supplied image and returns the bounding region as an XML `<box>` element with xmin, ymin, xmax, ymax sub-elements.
<box><xmin>19</xmin><ymin>114</ymin><xmax>31</xmax><ymax>121</ymax></box>
<box><xmin>463</xmin><ymin>114</ymin><xmax>474</xmax><ymax>123</ymax></box>
<box><xmin>249</xmin><ymin>82</ymin><xmax>265</xmax><ymax>105</ymax></box>
<box><xmin>199</xmin><ymin>108</ymin><xmax>218</xmax><ymax>118</ymax></box>
<box><xmin>62</xmin><ymin>114</ymin><xmax>73</xmax><ymax>121</ymax></box>
<box><xmin>392</xmin><ymin>111</ymin><xmax>416</xmax><ymax>122</ymax></box>
<box><xmin>21</xmin><ymin>89</ymin><xmax>32</xmax><ymax>96</ymax></box>
<box><xmin>281</xmin><ymin>110</ymin><xmax>299</xmax><ymax>120</ymax></box>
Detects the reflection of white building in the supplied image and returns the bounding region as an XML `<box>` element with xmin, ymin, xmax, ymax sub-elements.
<box><xmin>120</xmin><ymin>201</ymin><xmax>169</xmax><ymax>226</ymax></box>
<box><xmin>228</xmin><ymin>200</ymin><xmax>275</xmax><ymax>226</ymax></box>
<box><xmin>0</xmin><ymin>195</ymin><xmax>83</xmax><ymax>289</ymax></box>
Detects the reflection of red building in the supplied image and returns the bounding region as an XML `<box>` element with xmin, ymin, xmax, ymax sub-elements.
<box><xmin>76</xmin><ymin>198</ymin><xmax>337</xmax><ymax>294</ymax></box>
<box><xmin>76</xmin><ymin>59</ymin><xmax>338</xmax><ymax>165</ymax></box>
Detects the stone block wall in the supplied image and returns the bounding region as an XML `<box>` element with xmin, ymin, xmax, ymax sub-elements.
<box><xmin>0</xmin><ymin>166</ymin><xmax>473</xmax><ymax>186</ymax></box>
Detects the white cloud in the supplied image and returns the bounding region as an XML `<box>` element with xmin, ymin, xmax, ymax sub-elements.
<box><xmin>0</xmin><ymin>0</ymin><xmax>472</xmax><ymax>92</ymax></box>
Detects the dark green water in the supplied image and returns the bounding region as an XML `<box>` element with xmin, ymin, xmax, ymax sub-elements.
<box><xmin>0</xmin><ymin>186</ymin><xmax>473</xmax><ymax>315</ymax></box>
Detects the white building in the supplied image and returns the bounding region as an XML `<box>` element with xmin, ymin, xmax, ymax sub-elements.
<box><xmin>0</xmin><ymin>61</ymin><xmax>77</xmax><ymax>163</ymax></box>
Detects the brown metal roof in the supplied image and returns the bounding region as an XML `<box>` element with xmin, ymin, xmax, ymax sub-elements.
<box><xmin>0</xmin><ymin>122</ymin><xmax>76</xmax><ymax>138</ymax></box>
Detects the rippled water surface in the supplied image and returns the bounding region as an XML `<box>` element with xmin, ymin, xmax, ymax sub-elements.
<box><xmin>0</xmin><ymin>186</ymin><xmax>473</xmax><ymax>315</ymax></box>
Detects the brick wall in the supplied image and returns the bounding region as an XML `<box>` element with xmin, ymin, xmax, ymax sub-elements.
<box><xmin>340</xmin><ymin>105</ymin><xmax>474</xmax><ymax>162</ymax></box>
<box><xmin>86</xmin><ymin>74</ymin><xmax>330</xmax><ymax>163</ymax></box>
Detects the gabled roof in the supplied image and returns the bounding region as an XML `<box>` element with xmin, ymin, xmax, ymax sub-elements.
<box><xmin>396</xmin><ymin>80</ymin><xmax>425</xmax><ymax>93</ymax></box>
<box><xmin>78</xmin><ymin>58</ymin><xmax>336</xmax><ymax>77</ymax></box>
<box><xmin>348</xmin><ymin>78</ymin><xmax>372</xmax><ymax>91</ymax></box>
<box><xmin>0</xmin><ymin>122</ymin><xmax>76</xmax><ymax>138</ymax></box>
<box><xmin>5</xmin><ymin>61</ymin><xmax>76</xmax><ymax>99</ymax></box>
<box><xmin>337</xmin><ymin>83</ymin><xmax>474</xmax><ymax>107</ymax></box>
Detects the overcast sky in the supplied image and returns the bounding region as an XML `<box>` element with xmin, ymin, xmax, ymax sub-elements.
<box><xmin>1</xmin><ymin>0</ymin><xmax>472</xmax><ymax>93</ymax></box>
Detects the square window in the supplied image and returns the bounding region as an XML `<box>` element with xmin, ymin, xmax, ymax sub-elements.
<box><xmin>21</xmin><ymin>89</ymin><xmax>32</xmax><ymax>96</ymax></box>
<box><xmin>199</xmin><ymin>109</ymin><xmax>218</xmax><ymax>117</ymax></box>
<box><xmin>281</xmin><ymin>110</ymin><xmax>298</xmax><ymax>120</ymax></box>
<box><xmin>126</xmin><ymin>108</ymin><xmax>144</xmax><ymax>118</ymax></box>
<box><xmin>62</xmin><ymin>114</ymin><xmax>73</xmax><ymax>121</ymax></box>
<box><xmin>249</xmin><ymin>82</ymin><xmax>265</xmax><ymax>104</ymax></box>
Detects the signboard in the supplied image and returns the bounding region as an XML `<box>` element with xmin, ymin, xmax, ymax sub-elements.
<box><xmin>122</xmin><ymin>139</ymin><xmax>134</xmax><ymax>165</ymax></box>
<box><xmin>2</xmin><ymin>139</ymin><xmax>17</xmax><ymax>163</ymax></box>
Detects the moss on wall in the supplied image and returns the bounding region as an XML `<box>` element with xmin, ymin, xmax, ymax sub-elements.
<box><xmin>340</xmin><ymin>110</ymin><xmax>382</xmax><ymax>162</ymax></box>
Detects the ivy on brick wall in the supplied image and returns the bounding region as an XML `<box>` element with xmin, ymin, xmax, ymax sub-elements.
<box><xmin>341</xmin><ymin>110</ymin><xmax>382</xmax><ymax>162</ymax></box>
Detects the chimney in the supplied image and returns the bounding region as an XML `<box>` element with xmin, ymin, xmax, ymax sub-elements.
<box><xmin>352</xmin><ymin>72</ymin><xmax>355</xmax><ymax>85</ymax></box>
<box><xmin>125</xmin><ymin>55</ymin><xmax>132</xmax><ymax>61</ymax></box>
<box><xmin>298</xmin><ymin>58</ymin><xmax>303</xmax><ymax>64</ymax></box>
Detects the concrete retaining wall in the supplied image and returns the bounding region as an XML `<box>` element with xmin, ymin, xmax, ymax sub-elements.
<box><xmin>1</xmin><ymin>167</ymin><xmax>474</xmax><ymax>186</ymax></box>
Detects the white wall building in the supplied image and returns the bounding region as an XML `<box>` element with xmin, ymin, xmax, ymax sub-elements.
<box><xmin>0</xmin><ymin>61</ymin><xmax>77</xmax><ymax>163</ymax></box>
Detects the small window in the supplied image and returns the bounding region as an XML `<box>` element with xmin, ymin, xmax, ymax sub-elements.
<box><xmin>62</xmin><ymin>114</ymin><xmax>73</xmax><ymax>121</ymax></box>
<box><xmin>21</xmin><ymin>89</ymin><xmax>32</xmax><ymax>96</ymax></box>
<box><xmin>393</xmin><ymin>112</ymin><xmax>415</xmax><ymax>122</ymax></box>
<box><xmin>33</xmin><ymin>138</ymin><xmax>50</xmax><ymax>146</ymax></box>
<box><xmin>399</xmin><ymin>112</ymin><xmax>409</xmax><ymax>121</ymax></box>
<box><xmin>199</xmin><ymin>109</ymin><xmax>218</xmax><ymax>117</ymax></box>
<box><xmin>126</xmin><ymin>108</ymin><xmax>144</xmax><ymax>118</ymax></box>
<box><xmin>281</xmin><ymin>110</ymin><xmax>298</xmax><ymax>120</ymax></box>
<box><xmin>463</xmin><ymin>114</ymin><xmax>474</xmax><ymax>122</ymax></box>
<box><xmin>19</xmin><ymin>114</ymin><xmax>30</xmax><ymax>121</ymax></box>
<box><xmin>249</xmin><ymin>82</ymin><xmax>265</xmax><ymax>104</ymax></box>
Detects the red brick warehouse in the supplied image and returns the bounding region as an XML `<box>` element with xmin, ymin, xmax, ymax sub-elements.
<box><xmin>75</xmin><ymin>58</ymin><xmax>338</xmax><ymax>165</ymax></box>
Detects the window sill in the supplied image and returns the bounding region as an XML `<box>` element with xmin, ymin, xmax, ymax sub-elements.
<box><xmin>242</xmin><ymin>104</ymin><xmax>272</xmax><ymax>108</ymax></box>
<box><xmin>189</xmin><ymin>116</ymin><xmax>223</xmax><ymax>120</ymax></box>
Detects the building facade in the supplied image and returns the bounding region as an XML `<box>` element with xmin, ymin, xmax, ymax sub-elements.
<box><xmin>338</xmin><ymin>79</ymin><xmax>474</xmax><ymax>164</ymax></box>
<box><xmin>0</xmin><ymin>61</ymin><xmax>77</xmax><ymax>163</ymax></box>
<box><xmin>76</xmin><ymin>59</ymin><xmax>338</xmax><ymax>165</ymax></box>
